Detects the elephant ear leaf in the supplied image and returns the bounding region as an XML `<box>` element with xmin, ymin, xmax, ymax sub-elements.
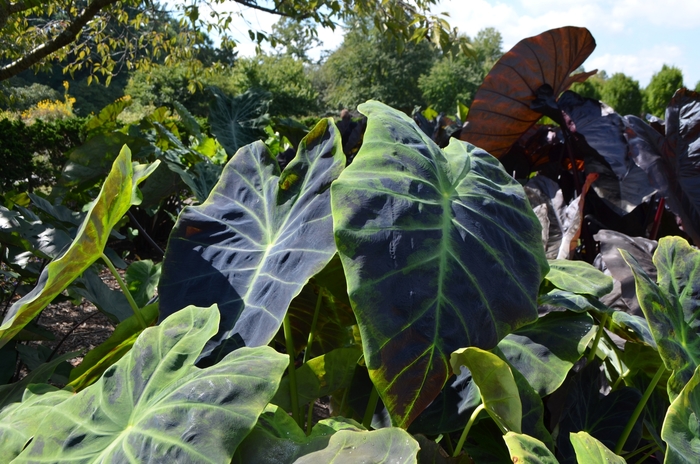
<box><xmin>13</xmin><ymin>305</ymin><xmax>288</xmax><ymax>463</ymax></box>
<box><xmin>622</xmin><ymin>236</ymin><xmax>700</xmax><ymax>400</ymax></box>
<box><xmin>332</xmin><ymin>100</ymin><xmax>547</xmax><ymax>428</ymax></box>
<box><xmin>0</xmin><ymin>145</ymin><xmax>158</xmax><ymax>348</ymax></box>
<box><xmin>662</xmin><ymin>365</ymin><xmax>700</xmax><ymax>464</ymax></box>
<box><xmin>461</xmin><ymin>26</ymin><xmax>596</xmax><ymax>157</ymax></box>
<box><xmin>158</xmin><ymin>119</ymin><xmax>344</xmax><ymax>358</ymax></box>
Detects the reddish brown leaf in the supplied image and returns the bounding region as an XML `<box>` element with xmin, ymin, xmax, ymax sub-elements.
<box><xmin>461</xmin><ymin>27</ymin><xmax>597</xmax><ymax>157</ymax></box>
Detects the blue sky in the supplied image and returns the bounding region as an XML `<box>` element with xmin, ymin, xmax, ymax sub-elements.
<box><xmin>216</xmin><ymin>0</ymin><xmax>700</xmax><ymax>88</ymax></box>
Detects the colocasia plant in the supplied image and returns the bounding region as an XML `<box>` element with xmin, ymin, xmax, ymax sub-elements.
<box><xmin>1</xmin><ymin>27</ymin><xmax>699</xmax><ymax>464</ymax></box>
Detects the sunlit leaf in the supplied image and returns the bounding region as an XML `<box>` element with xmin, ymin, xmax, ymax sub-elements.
<box><xmin>569</xmin><ymin>431</ymin><xmax>625</xmax><ymax>464</ymax></box>
<box><xmin>0</xmin><ymin>146</ymin><xmax>158</xmax><ymax>348</ymax></box>
<box><xmin>332</xmin><ymin>100</ymin><xmax>546</xmax><ymax>428</ymax></box>
<box><xmin>159</xmin><ymin>119</ymin><xmax>344</xmax><ymax>359</ymax></box>
<box><xmin>67</xmin><ymin>302</ymin><xmax>159</xmax><ymax>391</ymax></box>
<box><xmin>461</xmin><ymin>26</ymin><xmax>596</xmax><ymax>157</ymax></box>
<box><xmin>13</xmin><ymin>305</ymin><xmax>288</xmax><ymax>462</ymax></box>
<box><xmin>292</xmin><ymin>427</ymin><xmax>420</xmax><ymax>463</ymax></box>
<box><xmin>451</xmin><ymin>347</ymin><xmax>522</xmax><ymax>433</ymax></box>
<box><xmin>662</xmin><ymin>364</ymin><xmax>700</xmax><ymax>463</ymax></box>
<box><xmin>497</xmin><ymin>311</ymin><xmax>596</xmax><ymax>396</ymax></box>
<box><xmin>503</xmin><ymin>432</ymin><xmax>558</xmax><ymax>464</ymax></box>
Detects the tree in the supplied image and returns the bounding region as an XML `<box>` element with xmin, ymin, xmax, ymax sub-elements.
<box><xmin>270</xmin><ymin>18</ymin><xmax>322</xmax><ymax>63</ymax></box>
<box><xmin>230</xmin><ymin>54</ymin><xmax>319</xmax><ymax>117</ymax></box>
<box><xmin>124</xmin><ymin>63</ymin><xmax>238</xmax><ymax>116</ymax></box>
<box><xmin>320</xmin><ymin>22</ymin><xmax>436</xmax><ymax>113</ymax></box>
<box><xmin>570</xmin><ymin>70</ymin><xmax>607</xmax><ymax>101</ymax></box>
<box><xmin>0</xmin><ymin>0</ymin><xmax>453</xmax><ymax>84</ymax></box>
<box><xmin>643</xmin><ymin>64</ymin><xmax>684</xmax><ymax>117</ymax></box>
<box><xmin>695</xmin><ymin>80</ymin><xmax>700</xmax><ymax>92</ymax></box>
<box><xmin>418</xmin><ymin>27</ymin><xmax>503</xmax><ymax>113</ymax></box>
<box><xmin>599</xmin><ymin>72</ymin><xmax>643</xmax><ymax>116</ymax></box>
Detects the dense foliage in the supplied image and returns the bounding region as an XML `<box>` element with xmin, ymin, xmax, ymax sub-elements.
<box><xmin>1</xmin><ymin>23</ymin><xmax>699</xmax><ymax>464</ymax></box>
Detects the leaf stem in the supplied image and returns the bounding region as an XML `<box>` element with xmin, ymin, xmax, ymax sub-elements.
<box><xmin>586</xmin><ymin>313</ymin><xmax>609</xmax><ymax>364</ymax></box>
<box><xmin>614</xmin><ymin>363</ymin><xmax>666</xmax><ymax>454</ymax></box>
<box><xmin>453</xmin><ymin>403</ymin><xmax>485</xmax><ymax>457</ymax></box>
<box><xmin>283</xmin><ymin>313</ymin><xmax>301</xmax><ymax>427</ymax></box>
<box><xmin>362</xmin><ymin>384</ymin><xmax>379</xmax><ymax>429</ymax></box>
<box><xmin>622</xmin><ymin>442</ymin><xmax>656</xmax><ymax>461</ymax></box>
<box><xmin>306</xmin><ymin>401</ymin><xmax>314</xmax><ymax>435</ymax></box>
<box><xmin>303</xmin><ymin>288</ymin><xmax>323</xmax><ymax>365</ymax></box>
<box><xmin>101</xmin><ymin>253</ymin><xmax>146</xmax><ymax>329</ymax></box>
<box><xmin>633</xmin><ymin>445</ymin><xmax>661</xmax><ymax>464</ymax></box>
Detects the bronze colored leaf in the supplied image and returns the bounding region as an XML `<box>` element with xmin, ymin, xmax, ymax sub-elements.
<box><xmin>461</xmin><ymin>26</ymin><xmax>596</xmax><ymax>157</ymax></box>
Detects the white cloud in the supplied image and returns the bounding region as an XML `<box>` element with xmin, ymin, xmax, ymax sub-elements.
<box><xmin>588</xmin><ymin>45</ymin><xmax>685</xmax><ymax>86</ymax></box>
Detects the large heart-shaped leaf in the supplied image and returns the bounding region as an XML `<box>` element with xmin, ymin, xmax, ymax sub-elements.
<box><xmin>625</xmin><ymin>89</ymin><xmax>700</xmax><ymax>244</ymax></box>
<box><xmin>460</xmin><ymin>26</ymin><xmax>596</xmax><ymax>157</ymax></box>
<box><xmin>13</xmin><ymin>305</ymin><xmax>288</xmax><ymax>462</ymax></box>
<box><xmin>0</xmin><ymin>146</ymin><xmax>158</xmax><ymax>348</ymax></box>
<box><xmin>158</xmin><ymin>119</ymin><xmax>344</xmax><ymax>358</ymax></box>
<box><xmin>451</xmin><ymin>347</ymin><xmax>522</xmax><ymax>433</ymax></box>
<box><xmin>332</xmin><ymin>101</ymin><xmax>547</xmax><ymax>428</ymax></box>
<box><xmin>662</xmin><ymin>364</ymin><xmax>700</xmax><ymax>463</ymax></box>
<box><xmin>497</xmin><ymin>311</ymin><xmax>596</xmax><ymax>396</ymax></box>
<box><xmin>503</xmin><ymin>432</ymin><xmax>558</xmax><ymax>464</ymax></box>
<box><xmin>292</xmin><ymin>427</ymin><xmax>420</xmax><ymax>464</ymax></box>
<box><xmin>622</xmin><ymin>236</ymin><xmax>700</xmax><ymax>400</ymax></box>
<box><xmin>569</xmin><ymin>431</ymin><xmax>626</xmax><ymax>464</ymax></box>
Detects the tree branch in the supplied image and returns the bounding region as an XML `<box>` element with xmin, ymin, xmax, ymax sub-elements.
<box><xmin>234</xmin><ymin>0</ymin><xmax>309</xmax><ymax>20</ymax></box>
<box><xmin>0</xmin><ymin>0</ymin><xmax>120</xmax><ymax>81</ymax></box>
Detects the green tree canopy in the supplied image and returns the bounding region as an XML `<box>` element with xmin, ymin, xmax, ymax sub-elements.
<box><xmin>418</xmin><ymin>27</ymin><xmax>503</xmax><ymax>113</ymax></box>
<box><xmin>599</xmin><ymin>72</ymin><xmax>643</xmax><ymax>116</ymax></box>
<box><xmin>270</xmin><ymin>18</ymin><xmax>322</xmax><ymax>63</ymax></box>
<box><xmin>571</xmin><ymin>70</ymin><xmax>607</xmax><ymax>101</ymax></box>
<box><xmin>319</xmin><ymin>22</ymin><xmax>437</xmax><ymax>112</ymax></box>
<box><xmin>124</xmin><ymin>63</ymin><xmax>238</xmax><ymax>117</ymax></box>
<box><xmin>230</xmin><ymin>54</ymin><xmax>319</xmax><ymax>117</ymax></box>
<box><xmin>644</xmin><ymin>64</ymin><xmax>684</xmax><ymax>117</ymax></box>
<box><xmin>0</xmin><ymin>0</ymin><xmax>453</xmax><ymax>84</ymax></box>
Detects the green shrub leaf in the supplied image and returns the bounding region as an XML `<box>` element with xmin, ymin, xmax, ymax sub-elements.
<box><xmin>332</xmin><ymin>100</ymin><xmax>547</xmax><ymax>427</ymax></box>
